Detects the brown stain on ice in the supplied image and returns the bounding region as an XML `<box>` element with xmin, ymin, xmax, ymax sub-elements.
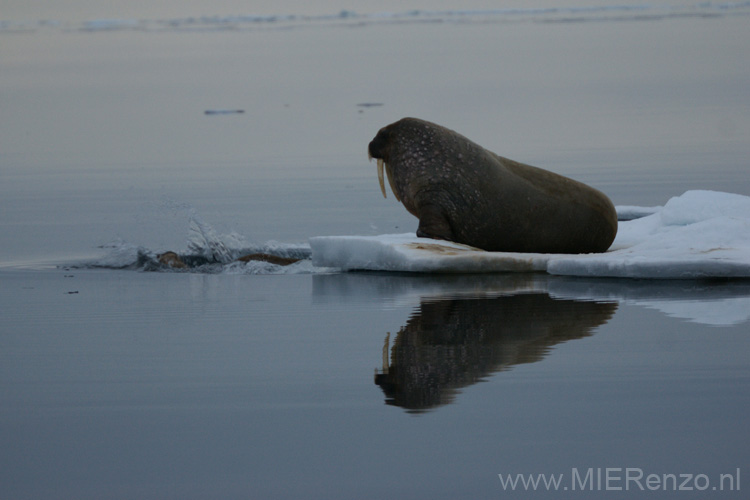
<box><xmin>405</xmin><ymin>242</ymin><xmax>481</xmax><ymax>255</ymax></box>
<box><xmin>697</xmin><ymin>247</ymin><xmax>733</xmax><ymax>254</ymax></box>
<box><xmin>404</xmin><ymin>241</ymin><xmax>545</xmax><ymax>272</ymax></box>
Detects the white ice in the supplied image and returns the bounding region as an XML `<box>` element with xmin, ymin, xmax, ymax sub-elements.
<box><xmin>310</xmin><ymin>190</ymin><xmax>750</xmax><ymax>279</ymax></box>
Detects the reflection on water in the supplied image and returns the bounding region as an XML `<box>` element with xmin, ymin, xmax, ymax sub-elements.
<box><xmin>312</xmin><ymin>272</ymin><xmax>750</xmax><ymax>414</ymax></box>
<box><xmin>374</xmin><ymin>293</ymin><xmax>617</xmax><ymax>413</ymax></box>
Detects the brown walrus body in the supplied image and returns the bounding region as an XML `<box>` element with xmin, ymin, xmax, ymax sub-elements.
<box><xmin>157</xmin><ymin>251</ymin><xmax>300</xmax><ymax>269</ymax></box>
<box><xmin>368</xmin><ymin>117</ymin><xmax>618</xmax><ymax>254</ymax></box>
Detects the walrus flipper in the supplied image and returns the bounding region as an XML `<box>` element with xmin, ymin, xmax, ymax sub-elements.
<box><xmin>416</xmin><ymin>207</ymin><xmax>455</xmax><ymax>242</ymax></box>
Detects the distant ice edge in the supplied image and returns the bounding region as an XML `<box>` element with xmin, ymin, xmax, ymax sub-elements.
<box><xmin>311</xmin><ymin>190</ymin><xmax>750</xmax><ymax>279</ymax></box>
<box><xmin>3</xmin><ymin>2</ymin><xmax>750</xmax><ymax>33</ymax></box>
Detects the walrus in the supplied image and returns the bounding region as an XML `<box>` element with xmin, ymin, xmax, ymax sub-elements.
<box><xmin>157</xmin><ymin>251</ymin><xmax>300</xmax><ymax>269</ymax></box>
<box><xmin>368</xmin><ymin>117</ymin><xmax>618</xmax><ymax>254</ymax></box>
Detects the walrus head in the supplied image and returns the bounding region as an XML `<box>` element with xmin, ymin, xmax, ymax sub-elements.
<box><xmin>367</xmin><ymin>123</ymin><xmax>402</xmax><ymax>201</ymax></box>
<box><xmin>367</xmin><ymin>117</ymin><xmax>470</xmax><ymax>209</ymax></box>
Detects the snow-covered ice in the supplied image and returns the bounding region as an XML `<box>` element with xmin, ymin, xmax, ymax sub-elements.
<box><xmin>310</xmin><ymin>190</ymin><xmax>750</xmax><ymax>279</ymax></box>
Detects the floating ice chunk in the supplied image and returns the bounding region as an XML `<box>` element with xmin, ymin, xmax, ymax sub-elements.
<box><xmin>204</xmin><ymin>109</ymin><xmax>245</xmax><ymax>115</ymax></box>
<box><xmin>310</xmin><ymin>190</ymin><xmax>750</xmax><ymax>279</ymax></box>
<box><xmin>659</xmin><ymin>189</ymin><xmax>750</xmax><ymax>226</ymax></box>
<box><xmin>86</xmin><ymin>240</ymin><xmax>149</xmax><ymax>269</ymax></box>
<box><xmin>552</xmin><ymin>190</ymin><xmax>750</xmax><ymax>278</ymax></box>
<box><xmin>615</xmin><ymin>204</ymin><xmax>661</xmax><ymax>221</ymax></box>
<box><xmin>310</xmin><ymin>234</ymin><xmax>551</xmax><ymax>273</ymax></box>
<box><xmin>551</xmin><ymin>216</ymin><xmax>750</xmax><ymax>278</ymax></box>
<box><xmin>82</xmin><ymin>19</ymin><xmax>141</xmax><ymax>31</ymax></box>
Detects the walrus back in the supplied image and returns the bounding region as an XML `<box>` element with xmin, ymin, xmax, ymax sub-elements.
<box><xmin>446</xmin><ymin>150</ymin><xmax>618</xmax><ymax>254</ymax></box>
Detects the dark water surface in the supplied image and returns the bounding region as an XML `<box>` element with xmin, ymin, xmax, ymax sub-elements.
<box><xmin>2</xmin><ymin>7</ymin><xmax>749</xmax><ymax>499</ymax></box>
<box><xmin>1</xmin><ymin>271</ymin><xmax>749</xmax><ymax>499</ymax></box>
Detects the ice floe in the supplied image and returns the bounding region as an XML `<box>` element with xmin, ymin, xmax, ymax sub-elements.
<box><xmin>310</xmin><ymin>190</ymin><xmax>750</xmax><ymax>279</ymax></box>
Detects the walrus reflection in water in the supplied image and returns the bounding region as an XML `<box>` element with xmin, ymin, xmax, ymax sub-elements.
<box><xmin>375</xmin><ymin>294</ymin><xmax>617</xmax><ymax>413</ymax></box>
<box><xmin>368</xmin><ymin>117</ymin><xmax>618</xmax><ymax>254</ymax></box>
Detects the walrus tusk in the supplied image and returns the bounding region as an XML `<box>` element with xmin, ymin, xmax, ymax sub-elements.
<box><xmin>371</xmin><ymin>154</ymin><xmax>400</xmax><ymax>201</ymax></box>
<box><xmin>377</xmin><ymin>158</ymin><xmax>387</xmax><ymax>198</ymax></box>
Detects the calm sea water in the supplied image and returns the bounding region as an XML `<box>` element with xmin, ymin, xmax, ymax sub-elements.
<box><xmin>1</xmin><ymin>4</ymin><xmax>749</xmax><ymax>498</ymax></box>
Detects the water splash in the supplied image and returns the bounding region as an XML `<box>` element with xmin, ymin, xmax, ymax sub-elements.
<box><xmin>186</xmin><ymin>215</ymin><xmax>237</xmax><ymax>264</ymax></box>
<box><xmin>72</xmin><ymin>215</ymin><xmax>318</xmax><ymax>274</ymax></box>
